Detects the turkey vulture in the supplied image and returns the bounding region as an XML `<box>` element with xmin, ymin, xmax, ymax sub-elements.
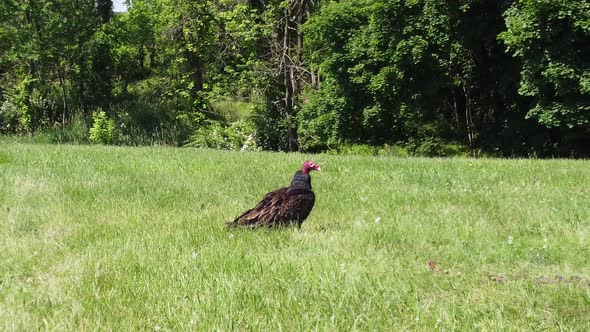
<box><xmin>228</xmin><ymin>160</ymin><xmax>321</xmax><ymax>228</ymax></box>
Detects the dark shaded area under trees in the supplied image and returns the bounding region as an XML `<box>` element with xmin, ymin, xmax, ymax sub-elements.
<box><xmin>0</xmin><ymin>0</ymin><xmax>588</xmax><ymax>157</ymax></box>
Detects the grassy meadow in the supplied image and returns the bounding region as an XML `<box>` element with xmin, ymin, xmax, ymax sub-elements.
<box><xmin>0</xmin><ymin>141</ymin><xmax>589</xmax><ymax>330</ymax></box>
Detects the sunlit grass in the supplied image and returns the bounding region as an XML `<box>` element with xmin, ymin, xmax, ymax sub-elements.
<box><xmin>0</xmin><ymin>142</ymin><xmax>589</xmax><ymax>330</ymax></box>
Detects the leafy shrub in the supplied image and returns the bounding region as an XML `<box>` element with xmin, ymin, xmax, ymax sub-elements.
<box><xmin>185</xmin><ymin>119</ymin><xmax>258</xmax><ymax>151</ymax></box>
<box><xmin>89</xmin><ymin>111</ymin><xmax>118</xmax><ymax>144</ymax></box>
<box><xmin>251</xmin><ymin>101</ymin><xmax>289</xmax><ymax>151</ymax></box>
<box><xmin>298</xmin><ymin>83</ymin><xmax>346</xmax><ymax>152</ymax></box>
<box><xmin>0</xmin><ymin>77</ymin><xmax>35</xmax><ymax>134</ymax></box>
<box><xmin>0</xmin><ymin>96</ymin><xmax>23</xmax><ymax>134</ymax></box>
<box><xmin>500</xmin><ymin>1</ymin><xmax>590</xmax><ymax>129</ymax></box>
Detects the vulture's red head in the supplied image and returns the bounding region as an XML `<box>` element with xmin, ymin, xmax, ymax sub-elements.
<box><xmin>302</xmin><ymin>160</ymin><xmax>321</xmax><ymax>175</ymax></box>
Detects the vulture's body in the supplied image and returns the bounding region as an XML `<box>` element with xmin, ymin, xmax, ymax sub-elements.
<box><xmin>228</xmin><ymin>161</ymin><xmax>320</xmax><ymax>228</ymax></box>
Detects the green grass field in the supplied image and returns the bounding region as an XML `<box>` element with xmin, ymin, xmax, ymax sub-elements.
<box><xmin>1</xmin><ymin>142</ymin><xmax>589</xmax><ymax>330</ymax></box>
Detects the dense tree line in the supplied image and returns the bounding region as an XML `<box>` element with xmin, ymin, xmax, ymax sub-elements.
<box><xmin>0</xmin><ymin>0</ymin><xmax>588</xmax><ymax>156</ymax></box>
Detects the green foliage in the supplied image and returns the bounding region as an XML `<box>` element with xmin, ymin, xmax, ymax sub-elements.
<box><xmin>304</xmin><ymin>0</ymin><xmax>451</xmax><ymax>144</ymax></box>
<box><xmin>89</xmin><ymin>110</ymin><xmax>117</xmax><ymax>144</ymax></box>
<box><xmin>301</xmin><ymin>0</ymin><xmax>578</xmax><ymax>155</ymax></box>
<box><xmin>151</xmin><ymin>1</ymin><xmax>218</xmax><ymax>111</ymax></box>
<box><xmin>87</xmin><ymin>27</ymin><xmax>115</xmax><ymax>109</ymax></box>
<box><xmin>251</xmin><ymin>97</ymin><xmax>289</xmax><ymax>151</ymax></box>
<box><xmin>0</xmin><ymin>80</ymin><xmax>29</xmax><ymax>133</ymax></box>
<box><xmin>0</xmin><ymin>76</ymin><xmax>44</xmax><ymax>134</ymax></box>
<box><xmin>500</xmin><ymin>0</ymin><xmax>590</xmax><ymax>128</ymax></box>
<box><xmin>297</xmin><ymin>83</ymin><xmax>345</xmax><ymax>152</ymax></box>
<box><xmin>186</xmin><ymin>119</ymin><xmax>257</xmax><ymax>151</ymax></box>
<box><xmin>0</xmin><ymin>0</ymin><xmax>589</xmax><ymax>156</ymax></box>
<box><xmin>0</xmin><ymin>0</ymin><xmax>109</xmax><ymax>128</ymax></box>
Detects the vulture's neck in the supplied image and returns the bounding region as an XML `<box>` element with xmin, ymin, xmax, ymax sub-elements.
<box><xmin>289</xmin><ymin>170</ymin><xmax>312</xmax><ymax>190</ymax></box>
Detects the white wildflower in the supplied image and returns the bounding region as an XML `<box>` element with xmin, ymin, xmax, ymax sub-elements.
<box><xmin>508</xmin><ymin>236</ymin><xmax>513</xmax><ymax>245</ymax></box>
<box><xmin>543</xmin><ymin>238</ymin><xmax>548</xmax><ymax>249</ymax></box>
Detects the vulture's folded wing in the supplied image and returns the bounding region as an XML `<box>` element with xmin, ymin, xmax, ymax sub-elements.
<box><xmin>229</xmin><ymin>187</ymin><xmax>288</xmax><ymax>227</ymax></box>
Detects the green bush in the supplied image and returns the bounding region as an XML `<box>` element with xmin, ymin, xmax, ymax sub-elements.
<box><xmin>0</xmin><ymin>96</ymin><xmax>23</xmax><ymax>134</ymax></box>
<box><xmin>251</xmin><ymin>100</ymin><xmax>289</xmax><ymax>151</ymax></box>
<box><xmin>0</xmin><ymin>77</ymin><xmax>35</xmax><ymax>134</ymax></box>
<box><xmin>298</xmin><ymin>83</ymin><xmax>346</xmax><ymax>152</ymax></box>
<box><xmin>89</xmin><ymin>111</ymin><xmax>118</xmax><ymax>144</ymax></box>
<box><xmin>185</xmin><ymin>119</ymin><xmax>258</xmax><ymax>151</ymax></box>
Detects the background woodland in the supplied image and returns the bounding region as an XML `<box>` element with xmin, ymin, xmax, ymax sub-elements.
<box><xmin>1</xmin><ymin>0</ymin><xmax>588</xmax><ymax>156</ymax></box>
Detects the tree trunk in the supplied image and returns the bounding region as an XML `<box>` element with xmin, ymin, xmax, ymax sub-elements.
<box><xmin>275</xmin><ymin>0</ymin><xmax>319</xmax><ymax>151</ymax></box>
<box><xmin>452</xmin><ymin>88</ymin><xmax>460</xmax><ymax>128</ymax></box>
<box><xmin>306</xmin><ymin>1</ymin><xmax>320</xmax><ymax>90</ymax></box>
<box><xmin>185</xmin><ymin>48</ymin><xmax>204</xmax><ymax>97</ymax></box>
<box><xmin>97</xmin><ymin>0</ymin><xmax>113</xmax><ymax>24</ymax></box>
<box><xmin>463</xmin><ymin>86</ymin><xmax>475</xmax><ymax>151</ymax></box>
<box><xmin>283</xmin><ymin>5</ymin><xmax>298</xmax><ymax>151</ymax></box>
<box><xmin>25</xmin><ymin>0</ymin><xmax>37</xmax><ymax>137</ymax></box>
<box><xmin>58</xmin><ymin>66</ymin><xmax>68</xmax><ymax>124</ymax></box>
